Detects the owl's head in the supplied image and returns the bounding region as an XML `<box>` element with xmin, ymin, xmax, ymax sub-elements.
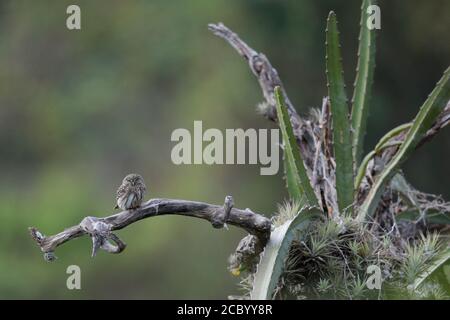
<box><xmin>123</xmin><ymin>173</ymin><xmax>144</xmax><ymax>186</ymax></box>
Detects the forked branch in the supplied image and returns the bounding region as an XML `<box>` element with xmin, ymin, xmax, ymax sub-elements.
<box><xmin>29</xmin><ymin>197</ymin><xmax>271</xmax><ymax>261</ymax></box>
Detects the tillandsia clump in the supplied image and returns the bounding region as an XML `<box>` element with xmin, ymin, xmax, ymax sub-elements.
<box><xmin>220</xmin><ymin>0</ymin><xmax>450</xmax><ymax>300</ymax></box>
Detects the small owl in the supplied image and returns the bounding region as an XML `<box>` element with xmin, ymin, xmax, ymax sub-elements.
<box><xmin>115</xmin><ymin>173</ymin><xmax>147</xmax><ymax>210</ymax></box>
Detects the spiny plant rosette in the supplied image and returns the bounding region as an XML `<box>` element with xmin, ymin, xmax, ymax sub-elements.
<box><xmin>222</xmin><ymin>0</ymin><xmax>450</xmax><ymax>299</ymax></box>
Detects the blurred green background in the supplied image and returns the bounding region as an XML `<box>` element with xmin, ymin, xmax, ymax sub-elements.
<box><xmin>0</xmin><ymin>0</ymin><xmax>449</xmax><ymax>299</ymax></box>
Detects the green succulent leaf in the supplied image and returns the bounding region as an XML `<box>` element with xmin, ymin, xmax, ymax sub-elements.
<box><xmin>275</xmin><ymin>86</ymin><xmax>318</xmax><ymax>207</ymax></box>
<box><xmin>357</xmin><ymin>67</ymin><xmax>450</xmax><ymax>222</ymax></box>
<box><xmin>374</xmin><ymin>122</ymin><xmax>412</xmax><ymax>153</ymax></box>
<box><xmin>283</xmin><ymin>153</ymin><xmax>302</xmax><ymax>202</ymax></box>
<box><xmin>251</xmin><ymin>206</ymin><xmax>321</xmax><ymax>299</ymax></box>
<box><xmin>354</xmin><ymin>150</ymin><xmax>375</xmax><ymax>191</ymax></box>
<box><xmin>351</xmin><ymin>0</ymin><xmax>377</xmax><ymax>165</ymax></box>
<box><xmin>354</xmin><ymin>140</ymin><xmax>402</xmax><ymax>191</ymax></box>
<box><xmin>354</xmin><ymin>121</ymin><xmax>411</xmax><ymax>192</ymax></box>
<box><xmin>413</xmin><ymin>249</ymin><xmax>450</xmax><ymax>291</ymax></box>
<box><xmin>326</xmin><ymin>11</ymin><xmax>354</xmax><ymax>214</ymax></box>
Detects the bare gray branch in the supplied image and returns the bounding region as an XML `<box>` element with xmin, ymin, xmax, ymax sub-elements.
<box><xmin>29</xmin><ymin>197</ymin><xmax>271</xmax><ymax>261</ymax></box>
<box><xmin>208</xmin><ymin>23</ymin><xmax>301</xmax><ymax>128</ymax></box>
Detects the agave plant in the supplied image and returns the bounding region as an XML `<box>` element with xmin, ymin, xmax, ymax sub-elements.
<box><xmin>220</xmin><ymin>0</ymin><xmax>450</xmax><ymax>300</ymax></box>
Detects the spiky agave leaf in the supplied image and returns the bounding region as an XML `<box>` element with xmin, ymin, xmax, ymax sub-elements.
<box><xmin>374</xmin><ymin>123</ymin><xmax>412</xmax><ymax>153</ymax></box>
<box><xmin>357</xmin><ymin>67</ymin><xmax>450</xmax><ymax>222</ymax></box>
<box><xmin>251</xmin><ymin>206</ymin><xmax>322</xmax><ymax>299</ymax></box>
<box><xmin>354</xmin><ymin>122</ymin><xmax>411</xmax><ymax>191</ymax></box>
<box><xmin>351</xmin><ymin>0</ymin><xmax>377</xmax><ymax>166</ymax></box>
<box><xmin>275</xmin><ymin>86</ymin><xmax>318</xmax><ymax>207</ymax></box>
<box><xmin>354</xmin><ymin>141</ymin><xmax>402</xmax><ymax>191</ymax></box>
<box><xmin>326</xmin><ymin>11</ymin><xmax>354</xmax><ymax>215</ymax></box>
<box><xmin>413</xmin><ymin>246</ymin><xmax>450</xmax><ymax>291</ymax></box>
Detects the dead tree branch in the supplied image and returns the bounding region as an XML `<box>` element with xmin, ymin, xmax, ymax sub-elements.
<box><xmin>29</xmin><ymin>197</ymin><xmax>271</xmax><ymax>261</ymax></box>
<box><xmin>208</xmin><ymin>22</ymin><xmax>299</xmax><ymax>124</ymax></box>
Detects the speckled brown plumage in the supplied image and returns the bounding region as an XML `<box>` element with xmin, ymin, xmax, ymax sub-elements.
<box><xmin>115</xmin><ymin>173</ymin><xmax>147</xmax><ymax>210</ymax></box>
